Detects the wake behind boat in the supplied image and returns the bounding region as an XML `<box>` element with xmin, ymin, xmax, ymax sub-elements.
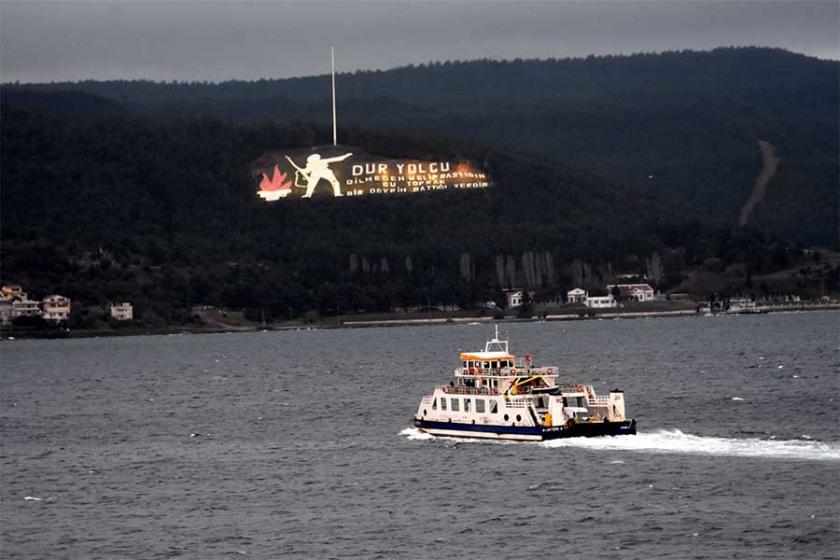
<box><xmin>412</xmin><ymin>326</ymin><xmax>637</xmax><ymax>441</ymax></box>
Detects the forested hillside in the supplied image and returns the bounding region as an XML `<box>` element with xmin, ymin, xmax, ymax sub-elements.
<box><xmin>2</xmin><ymin>48</ymin><xmax>837</xmax><ymax>327</ymax></box>
<box><xmin>8</xmin><ymin>47</ymin><xmax>837</xmax><ymax>244</ymax></box>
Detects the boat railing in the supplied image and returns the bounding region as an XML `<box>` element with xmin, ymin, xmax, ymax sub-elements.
<box><xmin>458</xmin><ymin>366</ymin><xmax>558</xmax><ymax>377</ymax></box>
<box><xmin>557</xmin><ymin>383</ymin><xmax>591</xmax><ymax>394</ymax></box>
<box><xmin>441</xmin><ymin>385</ymin><xmax>500</xmax><ymax>396</ymax></box>
<box><xmin>588</xmin><ymin>396</ymin><xmax>609</xmax><ymax>405</ymax></box>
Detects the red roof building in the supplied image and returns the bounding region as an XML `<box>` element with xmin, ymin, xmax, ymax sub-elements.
<box><xmin>607</xmin><ymin>283</ymin><xmax>655</xmax><ymax>302</ymax></box>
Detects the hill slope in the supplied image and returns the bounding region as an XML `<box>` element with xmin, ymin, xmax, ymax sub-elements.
<box><xmin>7</xmin><ymin>47</ymin><xmax>838</xmax><ymax>244</ymax></box>
<box><xmin>6</xmin><ymin>107</ymin><xmax>716</xmax><ymax>322</ymax></box>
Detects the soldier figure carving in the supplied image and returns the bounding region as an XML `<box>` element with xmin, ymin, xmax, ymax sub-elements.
<box><xmin>286</xmin><ymin>152</ymin><xmax>352</xmax><ymax>198</ymax></box>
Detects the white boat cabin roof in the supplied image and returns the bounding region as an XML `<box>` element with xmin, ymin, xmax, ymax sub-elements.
<box><xmin>459</xmin><ymin>351</ymin><xmax>515</xmax><ymax>361</ymax></box>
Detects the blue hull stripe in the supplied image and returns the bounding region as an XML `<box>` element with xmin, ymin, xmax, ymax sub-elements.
<box><xmin>417</xmin><ymin>419</ymin><xmax>543</xmax><ymax>436</ymax></box>
<box><xmin>414</xmin><ymin>418</ymin><xmax>636</xmax><ymax>439</ymax></box>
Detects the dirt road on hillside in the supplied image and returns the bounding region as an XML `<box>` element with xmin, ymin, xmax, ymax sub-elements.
<box><xmin>738</xmin><ymin>140</ymin><xmax>778</xmax><ymax>227</ymax></box>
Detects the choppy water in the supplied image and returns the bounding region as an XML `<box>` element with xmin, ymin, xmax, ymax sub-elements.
<box><xmin>1</xmin><ymin>311</ymin><xmax>838</xmax><ymax>559</ymax></box>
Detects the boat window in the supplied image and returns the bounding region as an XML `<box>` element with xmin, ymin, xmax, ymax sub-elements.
<box><xmin>441</xmin><ymin>398</ymin><xmax>447</xmax><ymax>411</ymax></box>
<box><xmin>451</xmin><ymin>398</ymin><xmax>460</xmax><ymax>412</ymax></box>
<box><xmin>563</xmin><ymin>396</ymin><xmax>585</xmax><ymax>408</ymax></box>
<box><xmin>483</xmin><ymin>361</ymin><xmax>490</xmax><ymax>369</ymax></box>
<box><xmin>475</xmin><ymin>399</ymin><xmax>485</xmax><ymax>413</ymax></box>
<box><xmin>432</xmin><ymin>398</ymin><xmax>437</xmax><ymax>410</ymax></box>
<box><xmin>491</xmin><ymin>361</ymin><xmax>498</xmax><ymax>369</ymax></box>
<box><xmin>490</xmin><ymin>400</ymin><xmax>498</xmax><ymax>414</ymax></box>
<box><xmin>462</xmin><ymin>361</ymin><xmax>467</xmax><ymax>368</ymax></box>
<box><xmin>464</xmin><ymin>399</ymin><xmax>471</xmax><ymax>412</ymax></box>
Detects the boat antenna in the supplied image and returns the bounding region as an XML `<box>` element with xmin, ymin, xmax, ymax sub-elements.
<box><xmin>331</xmin><ymin>46</ymin><xmax>337</xmax><ymax>146</ymax></box>
<box><xmin>494</xmin><ymin>324</ymin><xmax>500</xmax><ymax>341</ymax></box>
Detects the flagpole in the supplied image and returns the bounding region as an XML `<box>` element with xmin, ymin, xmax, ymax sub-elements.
<box><xmin>331</xmin><ymin>46</ymin><xmax>337</xmax><ymax>146</ymax></box>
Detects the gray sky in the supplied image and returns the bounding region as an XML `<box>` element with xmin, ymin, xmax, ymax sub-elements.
<box><xmin>1</xmin><ymin>0</ymin><xmax>837</xmax><ymax>83</ymax></box>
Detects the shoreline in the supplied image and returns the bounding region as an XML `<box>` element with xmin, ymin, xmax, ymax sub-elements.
<box><xmin>2</xmin><ymin>303</ymin><xmax>837</xmax><ymax>341</ymax></box>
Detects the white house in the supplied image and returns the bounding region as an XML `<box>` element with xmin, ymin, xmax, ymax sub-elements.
<box><xmin>506</xmin><ymin>291</ymin><xmax>524</xmax><ymax>308</ymax></box>
<box><xmin>1</xmin><ymin>284</ymin><xmax>26</xmax><ymax>301</ymax></box>
<box><xmin>567</xmin><ymin>288</ymin><xmax>588</xmax><ymax>304</ymax></box>
<box><xmin>42</xmin><ymin>295</ymin><xmax>71</xmax><ymax>323</ymax></box>
<box><xmin>608</xmin><ymin>283</ymin><xmax>655</xmax><ymax>302</ymax></box>
<box><xmin>110</xmin><ymin>302</ymin><xmax>134</xmax><ymax>321</ymax></box>
<box><xmin>585</xmin><ymin>295</ymin><xmax>617</xmax><ymax>308</ymax></box>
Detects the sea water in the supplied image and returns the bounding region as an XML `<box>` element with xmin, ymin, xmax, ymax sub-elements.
<box><xmin>1</xmin><ymin>311</ymin><xmax>838</xmax><ymax>559</ymax></box>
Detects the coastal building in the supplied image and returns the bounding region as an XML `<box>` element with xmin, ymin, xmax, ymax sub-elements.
<box><xmin>42</xmin><ymin>295</ymin><xmax>71</xmax><ymax>323</ymax></box>
<box><xmin>607</xmin><ymin>283</ymin><xmax>655</xmax><ymax>302</ymax></box>
<box><xmin>727</xmin><ymin>298</ymin><xmax>756</xmax><ymax>312</ymax></box>
<box><xmin>506</xmin><ymin>291</ymin><xmax>524</xmax><ymax>308</ymax></box>
<box><xmin>12</xmin><ymin>299</ymin><xmax>42</xmax><ymax>318</ymax></box>
<box><xmin>567</xmin><ymin>288</ymin><xmax>588</xmax><ymax>304</ymax></box>
<box><xmin>110</xmin><ymin>302</ymin><xmax>134</xmax><ymax>321</ymax></box>
<box><xmin>1</xmin><ymin>284</ymin><xmax>26</xmax><ymax>301</ymax></box>
<box><xmin>585</xmin><ymin>295</ymin><xmax>617</xmax><ymax>308</ymax></box>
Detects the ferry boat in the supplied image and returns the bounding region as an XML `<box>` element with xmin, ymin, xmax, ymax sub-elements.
<box><xmin>412</xmin><ymin>327</ymin><xmax>637</xmax><ymax>441</ymax></box>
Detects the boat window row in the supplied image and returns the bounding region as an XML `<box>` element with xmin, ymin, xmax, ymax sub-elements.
<box><xmin>460</xmin><ymin>378</ymin><xmax>500</xmax><ymax>388</ymax></box>
<box><xmin>462</xmin><ymin>359</ymin><xmax>514</xmax><ymax>370</ymax></box>
<box><xmin>434</xmin><ymin>397</ymin><xmax>499</xmax><ymax>414</ymax></box>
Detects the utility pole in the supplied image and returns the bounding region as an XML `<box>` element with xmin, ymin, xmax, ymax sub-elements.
<box><xmin>331</xmin><ymin>46</ymin><xmax>337</xmax><ymax>146</ymax></box>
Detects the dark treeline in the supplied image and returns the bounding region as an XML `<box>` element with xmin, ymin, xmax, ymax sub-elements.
<box><xmin>2</xmin><ymin>48</ymin><xmax>837</xmax><ymax>327</ymax></box>
<box><xmin>1</xmin><ymin>104</ymin><xmax>819</xmax><ymax>327</ymax></box>
<box><xmin>6</xmin><ymin>47</ymin><xmax>838</xmax><ymax>245</ymax></box>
